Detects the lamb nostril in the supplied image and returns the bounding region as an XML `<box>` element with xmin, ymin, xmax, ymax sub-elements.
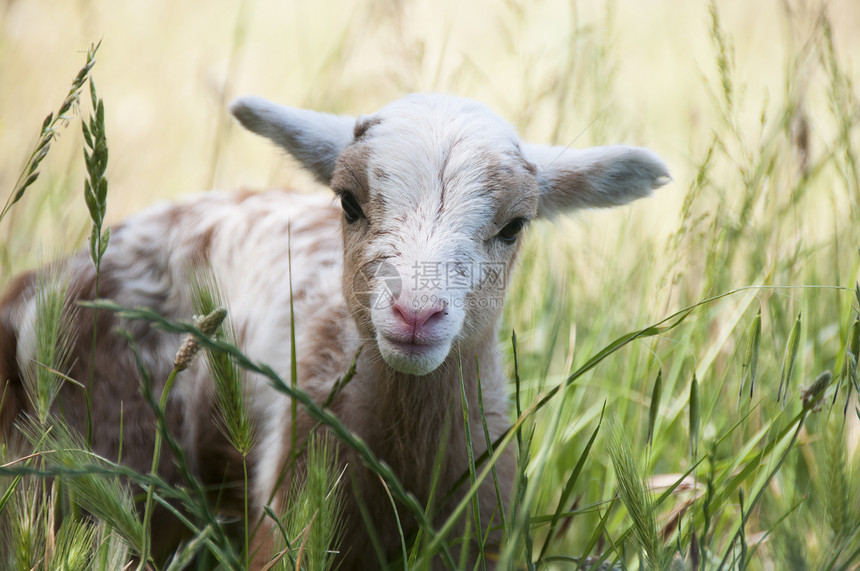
<box><xmin>418</xmin><ymin>306</ymin><xmax>446</xmax><ymax>328</ymax></box>
<box><xmin>392</xmin><ymin>302</ymin><xmax>411</xmax><ymax>326</ymax></box>
<box><xmin>391</xmin><ymin>300</ymin><xmax>447</xmax><ymax>332</ymax></box>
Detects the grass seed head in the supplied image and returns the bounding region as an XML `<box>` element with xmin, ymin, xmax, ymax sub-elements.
<box><xmin>173</xmin><ymin>308</ymin><xmax>227</xmax><ymax>371</ymax></box>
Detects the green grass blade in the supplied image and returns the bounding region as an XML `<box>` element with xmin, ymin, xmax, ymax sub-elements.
<box><xmin>457</xmin><ymin>350</ymin><xmax>486</xmax><ymax>570</ymax></box>
<box><xmin>647</xmin><ymin>369</ymin><xmax>663</xmax><ymax>446</ymax></box>
<box><xmin>740</xmin><ymin>309</ymin><xmax>761</xmax><ymax>400</ymax></box>
<box><xmin>689</xmin><ymin>375</ymin><xmax>700</xmax><ymax>459</ymax></box>
<box><xmin>778</xmin><ymin>313</ymin><xmax>802</xmax><ymax>406</ymax></box>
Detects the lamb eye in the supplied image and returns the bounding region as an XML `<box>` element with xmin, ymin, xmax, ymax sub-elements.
<box><xmin>497</xmin><ymin>217</ymin><xmax>527</xmax><ymax>244</ymax></box>
<box><xmin>340</xmin><ymin>192</ymin><xmax>365</xmax><ymax>223</ymax></box>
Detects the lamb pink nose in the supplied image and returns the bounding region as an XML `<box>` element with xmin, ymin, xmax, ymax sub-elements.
<box><xmin>391</xmin><ymin>299</ymin><xmax>447</xmax><ymax>334</ymax></box>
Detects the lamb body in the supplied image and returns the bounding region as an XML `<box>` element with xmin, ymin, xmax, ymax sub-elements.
<box><xmin>0</xmin><ymin>94</ymin><xmax>669</xmax><ymax>567</ymax></box>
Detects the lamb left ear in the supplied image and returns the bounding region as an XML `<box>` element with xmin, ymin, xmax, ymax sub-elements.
<box><xmin>229</xmin><ymin>96</ymin><xmax>356</xmax><ymax>185</ymax></box>
<box><xmin>524</xmin><ymin>143</ymin><xmax>671</xmax><ymax>218</ymax></box>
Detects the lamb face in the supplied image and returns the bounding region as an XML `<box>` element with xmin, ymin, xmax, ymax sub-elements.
<box><xmin>330</xmin><ymin>96</ymin><xmax>539</xmax><ymax>375</ymax></box>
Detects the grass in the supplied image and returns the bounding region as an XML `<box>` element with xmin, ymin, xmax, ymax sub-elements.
<box><xmin>1</xmin><ymin>0</ymin><xmax>860</xmax><ymax>569</ymax></box>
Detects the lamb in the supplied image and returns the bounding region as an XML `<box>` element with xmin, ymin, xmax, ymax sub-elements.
<box><xmin>0</xmin><ymin>93</ymin><xmax>669</xmax><ymax>567</ymax></box>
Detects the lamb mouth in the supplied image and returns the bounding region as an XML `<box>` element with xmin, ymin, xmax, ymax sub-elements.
<box><xmin>382</xmin><ymin>335</ymin><xmax>443</xmax><ymax>353</ymax></box>
<box><xmin>378</xmin><ymin>335</ymin><xmax>451</xmax><ymax>375</ymax></box>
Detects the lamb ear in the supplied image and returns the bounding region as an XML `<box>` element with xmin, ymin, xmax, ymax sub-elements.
<box><xmin>524</xmin><ymin>143</ymin><xmax>671</xmax><ymax>218</ymax></box>
<box><xmin>229</xmin><ymin>96</ymin><xmax>356</xmax><ymax>185</ymax></box>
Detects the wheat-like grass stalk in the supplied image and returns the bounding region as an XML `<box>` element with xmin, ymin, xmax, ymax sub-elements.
<box><xmin>276</xmin><ymin>435</ymin><xmax>343</xmax><ymax>571</ymax></box>
<box><xmin>189</xmin><ymin>271</ymin><xmax>255</xmax><ymax>455</ymax></box>
<box><xmin>81</xmin><ymin>75</ymin><xmax>110</xmax><ymax>448</ymax></box>
<box><xmin>22</xmin><ymin>269</ymin><xmax>76</xmax><ymax>427</ymax></box>
<box><xmin>17</xmin><ymin>418</ymin><xmax>145</xmax><ymax>553</ymax></box>
<box><xmin>187</xmin><ymin>269</ymin><xmax>258</xmax><ymax>564</ymax></box>
<box><xmin>818</xmin><ymin>411</ymin><xmax>857</xmax><ymax>562</ymax></box>
<box><xmin>1</xmin><ymin>42</ymin><xmax>100</xmax><ymax>225</ymax></box>
<box><xmin>607</xmin><ymin>418</ymin><xmax>669</xmax><ymax>570</ymax></box>
<box><xmin>5</xmin><ymin>477</ymin><xmax>49</xmax><ymax>569</ymax></box>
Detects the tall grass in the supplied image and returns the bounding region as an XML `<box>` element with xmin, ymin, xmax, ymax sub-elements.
<box><xmin>1</xmin><ymin>1</ymin><xmax>859</xmax><ymax>569</ymax></box>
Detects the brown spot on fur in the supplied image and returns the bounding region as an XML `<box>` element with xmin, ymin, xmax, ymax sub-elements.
<box><xmin>538</xmin><ymin>166</ymin><xmax>603</xmax><ymax>213</ymax></box>
<box><xmin>353</xmin><ymin>117</ymin><xmax>382</xmax><ymax>141</ymax></box>
<box><xmin>234</xmin><ymin>188</ymin><xmax>259</xmax><ymax>203</ymax></box>
<box><xmin>331</xmin><ymin>145</ymin><xmax>372</xmax><ymax>202</ymax></box>
<box><xmin>164</xmin><ymin>203</ymin><xmax>189</xmax><ymax>232</ymax></box>
<box><xmin>372</xmin><ymin>167</ymin><xmax>390</xmax><ymax>181</ymax></box>
<box><xmin>195</xmin><ymin>224</ymin><xmax>217</xmax><ymax>263</ymax></box>
<box><xmin>479</xmin><ymin>151</ymin><xmax>540</xmax><ymax>225</ymax></box>
<box><xmin>0</xmin><ymin>271</ymin><xmax>36</xmax><ymax>438</ymax></box>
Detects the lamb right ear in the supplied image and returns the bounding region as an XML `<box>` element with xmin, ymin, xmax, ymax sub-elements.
<box><xmin>229</xmin><ymin>96</ymin><xmax>356</xmax><ymax>185</ymax></box>
<box><xmin>525</xmin><ymin>143</ymin><xmax>671</xmax><ymax>218</ymax></box>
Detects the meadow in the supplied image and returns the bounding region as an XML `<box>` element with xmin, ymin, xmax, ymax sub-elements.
<box><xmin>1</xmin><ymin>0</ymin><xmax>859</xmax><ymax>568</ymax></box>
